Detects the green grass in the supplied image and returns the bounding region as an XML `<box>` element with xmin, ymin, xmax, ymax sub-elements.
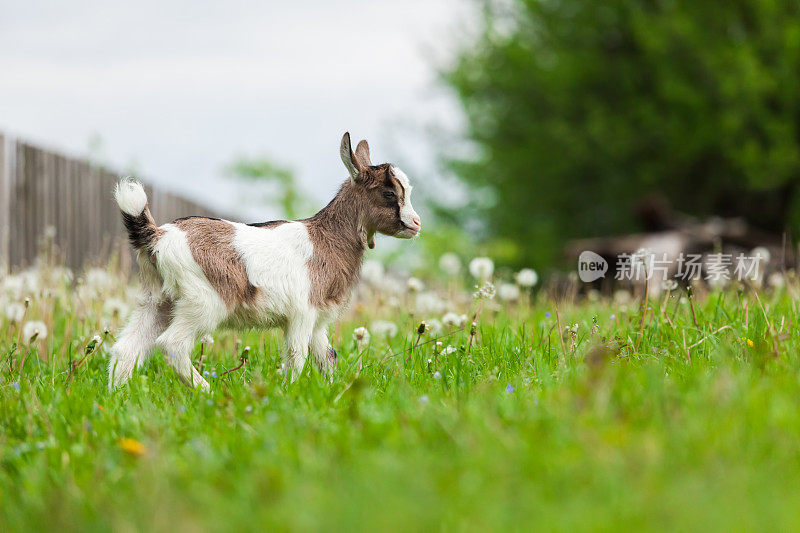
<box><xmin>3</xmin><ymin>271</ymin><xmax>800</xmax><ymax>531</ymax></box>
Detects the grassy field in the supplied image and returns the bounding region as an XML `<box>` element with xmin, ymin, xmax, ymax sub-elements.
<box><xmin>2</xmin><ymin>260</ymin><xmax>800</xmax><ymax>531</ymax></box>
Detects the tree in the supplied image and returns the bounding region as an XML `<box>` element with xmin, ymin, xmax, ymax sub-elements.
<box><xmin>444</xmin><ymin>0</ymin><xmax>800</xmax><ymax>266</ymax></box>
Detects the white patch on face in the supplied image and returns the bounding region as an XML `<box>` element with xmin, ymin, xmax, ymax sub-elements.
<box><xmin>231</xmin><ymin>221</ymin><xmax>315</xmax><ymax>317</ymax></box>
<box><xmin>391</xmin><ymin>166</ymin><xmax>421</xmax><ymax>237</ymax></box>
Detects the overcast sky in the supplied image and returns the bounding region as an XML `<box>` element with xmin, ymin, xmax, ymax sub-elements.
<box><xmin>0</xmin><ymin>0</ymin><xmax>468</xmax><ymax>220</ymax></box>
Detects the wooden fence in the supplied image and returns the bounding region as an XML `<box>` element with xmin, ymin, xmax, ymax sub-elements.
<box><xmin>0</xmin><ymin>134</ymin><xmax>226</xmax><ymax>272</ymax></box>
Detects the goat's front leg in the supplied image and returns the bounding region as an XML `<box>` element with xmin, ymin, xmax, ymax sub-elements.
<box><xmin>283</xmin><ymin>311</ymin><xmax>317</xmax><ymax>382</ymax></box>
<box><xmin>310</xmin><ymin>325</ymin><xmax>337</xmax><ymax>376</ymax></box>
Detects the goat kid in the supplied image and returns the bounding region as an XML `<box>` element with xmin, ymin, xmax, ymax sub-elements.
<box><xmin>109</xmin><ymin>132</ymin><xmax>421</xmax><ymax>390</ymax></box>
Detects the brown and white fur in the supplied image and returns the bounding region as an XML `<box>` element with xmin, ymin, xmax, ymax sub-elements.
<box><xmin>108</xmin><ymin>132</ymin><xmax>421</xmax><ymax>391</ymax></box>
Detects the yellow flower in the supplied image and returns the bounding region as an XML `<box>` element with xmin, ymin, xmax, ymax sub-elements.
<box><xmin>119</xmin><ymin>438</ymin><xmax>147</xmax><ymax>456</ymax></box>
<box><xmin>743</xmin><ymin>337</ymin><xmax>754</xmax><ymax>348</ymax></box>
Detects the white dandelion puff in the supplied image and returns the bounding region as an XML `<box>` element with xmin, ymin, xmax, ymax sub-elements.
<box><xmin>360</xmin><ymin>260</ymin><xmax>385</xmax><ymax>286</ymax></box>
<box><xmin>424</xmin><ymin>319</ymin><xmax>443</xmax><ymax>336</ymax></box>
<box><xmin>4</xmin><ymin>302</ymin><xmax>25</xmax><ymax>323</ymax></box>
<box><xmin>85</xmin><ymin>268</ymin><xmax>113</xmax><ymax>291</ymax></box>
<box><xmin>515</xmin><ymin>268</ymin><xmax>539</xmax><ymax>288</ymax></box>
<box><xmin>473</xmin><ymin>281</ymin><xmax>496</xmax><ymax>300</ymax></box>
<box><xmin>439</xmin><ymin>253</ymin><xmax>462</xmax><ymax>276</ymax></box>
<box><xmin>103</xmin><ymin>298</ymin><xmax>130</xmax><ymax>319</ymax></box>
<box><xmin>442</xmin><ymin>312</ymin><xmax>467</xmax><ymax>329</ymax></box>
<box><xmin>406</xmin><ymin>277</ymin><xmax>425</xmax><ymax>292</ymax></box>
<box><xmin>751</xmin><ymin>247</ymin><xmax>771</xmax><ymax>264</ymax></box>
<box><xmin>371</xmin><ymin>320</ymin><xmax>398</xmax><ymax>339</ymax></box>
<box><xmin>768</xmin><ymin>272</ymin><xmax>785</xmax><ymax>289</ymax></box>
<box><xmin>22</xmin><ymin>321</ymin><xmax>47</xmax><ymax>344</ymax></box>
<box><xmin>497</xmin><ymin>283</ymin><xmax>520</xmax><ymax>302</ymax></box>
<box><xmin>415</xmin><ymin>292</ymin><xmax>445</xmax><ymax>314</ymax></box>
<box><xmin>353</xmin><ymin>326</ymin><xmax>371</xmax><ymax>349</ymax></box>
<box><xmin>662</xmin><ymin>279</ymin><xmax>678</xmax><ymax>291</ymax></box>
<box><xmin>469</xmin><ymin>257</ymin><xmax>494</xmax><ymax>280</ymax></box>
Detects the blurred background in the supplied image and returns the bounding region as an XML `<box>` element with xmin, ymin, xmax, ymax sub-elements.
<box><xmin>2</xmin><ymin>0</ymin><xmax>799</xmax><ymax>275</ymax></box>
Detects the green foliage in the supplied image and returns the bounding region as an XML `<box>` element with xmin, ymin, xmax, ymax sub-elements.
<box><xmin>444</xmin><ymin>0</ymin><xmax>800</xmax><ymax>266</ymax></box>
<box><xmin>3</xmin><ymin>276</ymin><xmax>800</xmax><ymax>528</ymax></box>
<box><xmin>225</xmin><ymin>156</ymin><xmax>309</xmax><ymax>219</ymax></box>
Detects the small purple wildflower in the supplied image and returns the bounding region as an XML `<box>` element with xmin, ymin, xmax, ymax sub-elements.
<box><xmin>12</xmin><ymin>381</ymin><xmax>19</xmax><ymax>391</ymax></box>
<box><xmin>178</xmin><ymin>405</ymin><xmax>187</xmax><ymax>413</ymax></box>
<box><xmin>545</xmin><ymin>312</ymin><xmax>551</xmax><ymax>318</ymax></box>
<box><xmin>203</xmin><ymin>371</ymin><xmax>210</xmax><ymax>377</ymax></box>
<box><xmin>433</xmin><ymin>371</ymin><xmax>442</xmax><ymax>380</ymax></box>
<box><xmin>211</xmin><ymin>371</ymin><xmax>217</xmax><ymax>379</ymax></box>
<box><xmin>505</xmin><ymin>383</ymin><xmax>515</xmax><ymax>393</ymax></box>
<box><xmin>610</xmin><ymin>314</ymin><xmax>616</xmax><ymax>320</ymax></box>
<box><xmin>419</xmin><ymin>395</ymin><xmax>429</xmax><ymax>404</ymax></box>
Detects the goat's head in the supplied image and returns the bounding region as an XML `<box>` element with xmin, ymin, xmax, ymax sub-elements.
<box><xmin>340</xmin><ymin>132</ymin><xmax>421</xmax><ymax>247</ymax></box>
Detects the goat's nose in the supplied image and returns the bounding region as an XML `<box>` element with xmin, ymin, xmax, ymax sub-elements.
<box><xmin>412</xmin><ymin>215</ymin><xmax>421</xmax><ymax>229</ymax></box>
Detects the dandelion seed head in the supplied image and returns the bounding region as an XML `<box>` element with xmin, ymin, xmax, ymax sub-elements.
<box><xmin>614</xmin><ymin>290</ymin><xmax>632</xmax><ymax>304</ymax></box>
<box><xmin>662</xmin><ymin>279</ymin><xmax>678</xmax><ymax>291</ymax></box>
<box><xmin>442</xmin><ymin>312</ymin><xmax>467</xmax><ymax>329</ymax></box>
<box><xmin>406</xmin><ymin>277</ymin><xmax>425</xmax><ymax>292</ymax></box>
<box><xmin>498</xmin><ymin>283</ymin><xmax>520</xmax><ymax>302</ymax></box>
<box><xmin>103</xmin><ymin>298</ymin><xmax>130</xmax><ymax>320</ymax></box>
<box><xmin>515</xmin><ymin>268</ymin><xmax>538</xmax><ymax>288</ymax></box>
<box><xmin>439</xmin><ymin>253</ymin><xmax>462</xmax><ymax>276</ymax></box>
<box><xmin>85</xmin><ymin>268</ymin><xmax>113</xmax><ymax>291</ymax></box>
<box><xmin>473</xmin><ymin>281</ymin><xmax>496</xmax><ymax>300</ymax></box>
<box><xmin>469</xmin><ymin>257</ymin><xmax>494</xmax><ymax>280</ymax></box>
<box><xmin>424</xmin><ymin>319</ymin><xmax>442</xmax><ymax>336</ymax></box>
<box><xmin>22</xmin><ymin>321</ymin><xmax>47</xmax><ymax>344</ymax></box>
<box><xmin>371</xmin><ymin>320</ymin><xmax>398</xmax><ymax>339</ymax></box>
<box><xmin>353</xmin><ymin>326</ymin><xmax>371</xmax><ymax>348</ymax></box>
<box><xmin>768</xmin><ymin>272</ymin><xmax>785</xmax><ymax>289</ymax></box>
<box><xmin>415</xmin><ymin>292</ymin><xmax>445</xmax><ymax>314</ymax></box>
<box><xmin>360</xmin><ymin>260</ymin><xmax>385</xmax><ymax>286</ymax></box>
<box><xmin>752</xmin><ymin>247</ymin><xmax>771</xmax><ymax>264</ymax></box>
<box><xmin>4</xmin><ymin>302</ymin><xmax>24</xmax><ymax>323</ymax></box>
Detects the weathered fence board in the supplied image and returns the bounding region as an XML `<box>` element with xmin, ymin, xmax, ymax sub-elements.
<box><xmin>0</xmin><ymin>135</ymin><xmax>225</xmax><ymax>272</ymax></box>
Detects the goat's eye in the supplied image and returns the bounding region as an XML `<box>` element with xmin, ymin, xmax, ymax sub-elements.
<box><xmin>382</xmin><ymin>190</ymin><xmax>396</xmax><ymax>200</ymax></box>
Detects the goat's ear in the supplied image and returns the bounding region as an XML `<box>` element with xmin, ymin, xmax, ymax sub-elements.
<box><xmin>355</xmin><ymin>140</ymin><xmax>371</xmax><ymax>168</ymax></box>
<box><xmin>340</xmin><ymin>132</ymin><xmax>363</xmax><ymax>182</ymax></box>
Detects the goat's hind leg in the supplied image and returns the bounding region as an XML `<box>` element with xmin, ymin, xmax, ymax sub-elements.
<box><xmin>108</xmin><ymin>298</ymin><xmax>171</xmax><ymax>389</ymax></box>
<box><xmin>156</xmin><ymin>299</ymin><xmax>225</xmax><ymax>391</ymax></box>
